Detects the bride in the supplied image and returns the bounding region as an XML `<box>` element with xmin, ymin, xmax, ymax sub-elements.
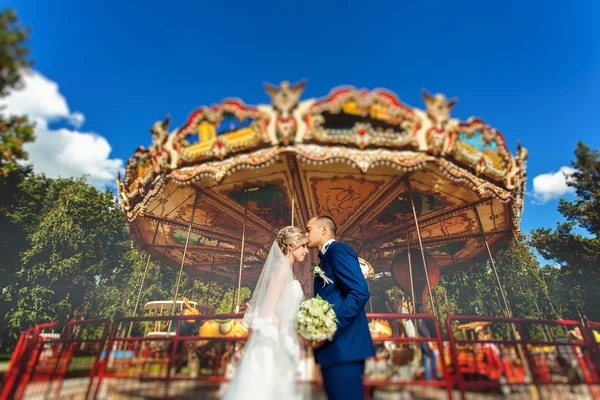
<box><xmin>223</xmin><ymin>226</ymin><xmax>309</xmax><ymax>400</ymax></box>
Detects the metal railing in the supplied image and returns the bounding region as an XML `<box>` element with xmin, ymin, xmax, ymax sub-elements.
<box><xmin>1</xmin><ymin>318</ymin><xmax>110</xmax><ymax>400</ymax></box>
<box><xmin>3</xmin><ymin>314</ymin><xmax>599</xmax><ymax>399</ymax></box>
<box><xmin>447</xmin><ymin>316</ymin><xmax>600</xmax><ymax>399</ymax></box>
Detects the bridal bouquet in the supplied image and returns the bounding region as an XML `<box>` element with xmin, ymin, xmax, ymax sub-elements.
<box><xmin>296</xmin><ymin>295</ymin><xmax>337</xmax><ymax>344</ymax></box>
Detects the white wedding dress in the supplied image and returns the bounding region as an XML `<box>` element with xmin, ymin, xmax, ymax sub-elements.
<box><xmin>222</xmin><ymin>244</ymin><xmax>306</xmax><ymax>400</ymax></box>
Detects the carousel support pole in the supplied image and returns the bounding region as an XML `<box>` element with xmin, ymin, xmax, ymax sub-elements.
<box><xmin>404</xmin><ymin>215</ymin><xmax>417</xmax><ymax>314</ymax></box>
<box><xmin>408</xmin><ymin>186</ymin><xmax>438</xmax><ymax>319</ymax></box>
<box><xmin>472</xmin><ymin>204</ymin><xmax>512</xmax><ymax>318</ymax></box>
<box><xmin>473</xmin><ymin>204</ymin><xmax>538</xmax><ymax>397</ymax></box>
<box><xmin>291</xmin><ymin>197</ymin><xmax>295</xmax><ymax>226</ymax></box>
<box><xmin>234</xmin><ymin>188</ymin><xmax>251</xmax><ymax>313</ymax></box>
<box><xmin>405</xmin><ymin>214</ymin><xmax>419</xmax><ymax>338</ymax></box>
<box><xmin>207</xmin><ymin>255</ymin><xmax>215</xmax><ymax>295</ymax></box>
<box><xmin>366</xmin><ymin>279</ymin><xmax>374</xmax><ymax>313</ymax></box>
<box><xmin>127</xmin><ymin>220</ymin><xmax>161</xmax><ymax>337</ymax></box>
<box><xmin>170</xmin><ymin>192</ymin><xmax>200</xmax><ymax>318</ymax></box>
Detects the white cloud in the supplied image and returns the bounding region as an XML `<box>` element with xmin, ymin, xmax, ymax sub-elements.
<box><xmin>0</xmin><ymin>70</ymin><xmax>122</xmax><ymax>187</ymax></box>
<box><xmin>68</xmin><ymin>111</ymin><xmax>85</xmax><ymax>129</ymax></box>
<box><xmin>531</xmin><ymin>166</ymin><xmax>576</xmax><ymax>204</ymax></box>
<box><xmin>2</xmin><ymin>70</ymin><xmax>73</xmax><ymax>122</ymax></box>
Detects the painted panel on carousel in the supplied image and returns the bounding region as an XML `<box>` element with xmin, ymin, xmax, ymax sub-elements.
<box><xmin>453</xmin><ymin>120</ymin><xmax>511</xmax><ymax>180</ymax></box>
<box><xmin>172</xmin><ymin>229</ymin><xmax>237</xmax><ymax>250</ymax></box>
<box><xmin>309</xmin><ymin>175</ymin><xmax>387</xmax><ymax>231</ymax></box>
<box><xmin>190</xmin><ymin>203</ymin><xmax>242</xmax><ymax>231</ymax></box>
<box><xmin>377</xmin><ymin>215</ymin><xmax>473</xmax><ymax>254</ymax></box>
<box><xmin>177</xmin><ymin>100</ymin><xmax>270</xmax><ymax>162</ymax></box>
<box><xmin>192</xmin><ymin>194</ymin><xmax>272</xmax><ymax>244</ymax></box>
<box><xmin>225</xmin><ymin>182</ymin><xmax>291</xmax><ymax>228</ymax></box>
<box><xmin>361</xmin><ymin>191</ymin><xmax>447</xmax><ymax>238</ymax></box>
<box><xmin>475</xmin><ymin>200</ymin><xmax>510</xmax><ymax>233</ymax></box>
<box><xmin>142</xmin><ymin>182</ymin><xmax>197</xmax><ymax>220</ymax></box>
<box><xmin>409</xmin><ymin>169</ymin><xmax>482</xmax><ymax>204</ymax></box>
<box><xmin>428</xmin><ymin>241</ymin><xmax>468</xmax><ymax>264</ymax></box>
<box><xmin>418</xmin><ymin>214</ymin><xmax>476</xmax><ymax>240</ymax></box>
<box><xmin>304</xmin><ymin>87</ymin><xmax>418</xmax><ymax>149</ymax></box>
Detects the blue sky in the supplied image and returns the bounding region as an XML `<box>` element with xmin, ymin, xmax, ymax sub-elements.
<box><xmin>2</xmin><ymin>0</ymin><xmax>599</xmax><ymax>236</ymax></box>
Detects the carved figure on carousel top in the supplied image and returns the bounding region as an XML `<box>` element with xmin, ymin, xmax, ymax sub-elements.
<box><xmin>418</xmin><ymin>89</ymin><xmax>460</xmax><ymax>156</ymax></box>
<box><xmin>148</xmin><ymin>115</ymin><xmax>180</xmax><ymax>171</ymax></box>
<box><xmin>116</xmin><ymin>173</ymin><xmax>131</xmax><ymax>211</ymax></box>
<box><xmin>516</xmin><ymin>141</ymin><xmax>528</xmax><ymax>166</ymax></box>
<box><xmin>505</xmin><ymin>140</ymin><xmax>528</xmax><ymax>190</ymax></box>
<box><xmin>264</xmin><ymin>80</ymin><xmax>306</xmax><ymax>145</ymax></box>
<box><xmin>422</xmin><ymin>90</ymin><xmax>458</xmax><ymax>129</ymax></box>
<box><xmin>150</xmin><ymin>116</ymin><xmax>170</xmax><ymax>149</ymax></box>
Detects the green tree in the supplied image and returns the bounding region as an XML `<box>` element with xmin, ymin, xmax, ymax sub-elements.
<box><xmin>0</xmin><ymin>9</ymin><xmax>35</xmax><ymax>175</ymax></box>
<box><xmin>0</xmin><ymin>166</ymin><xmax>31</xmax><ymax>288</ymax></box>
<box><xmin>0</xmin><ymin>169</ymin><xmax>255</xmax><ymax>349</ymax></box>
<box><xmin>493</xmin><ymin>238</ymin><xmax>549</xmax><ymax>320</ymax></box>
<box><xmin>2</xmin><ymin>177</ymin><xmax>131</xmax><ymax>343</ymax></box>
<box><xmin>530</xmin><ymin>142</ymin><xmax>600</xmax><ymax>320</ymax></box>
<box><xmin>442</xmin><ymin>263</ymin><xmax>504</xmax><ymax>318</ymax></box>
<box><xmin>0</xmin><ymin>11</ymin><xmax>36</xmax><ymax>335</ymax></box>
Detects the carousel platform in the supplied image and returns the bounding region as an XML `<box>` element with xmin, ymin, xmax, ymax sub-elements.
<box><xmin>17</xmin><ymin>377</ymin><xmax>599</xmax><ymax>400</ymax></box>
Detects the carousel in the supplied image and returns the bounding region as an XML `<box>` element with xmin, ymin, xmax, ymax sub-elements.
<box><xmin>11</xmin><ymin>83</ymin><xmax>600</xmax><ymax>400</ymax></box>
<box><xmin>116</xmin><ymin>80</ymin><xmax>527</xmax><ymax>321</ymax></box>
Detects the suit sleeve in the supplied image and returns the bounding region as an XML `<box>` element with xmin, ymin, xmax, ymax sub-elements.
<box><xmin>330</xmin><ymin>244</ymin><xmax>370</xmax><ymax>338</ymax></box>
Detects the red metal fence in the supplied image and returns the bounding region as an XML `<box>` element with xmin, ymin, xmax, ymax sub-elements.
<box><xmin>447</xmin><ymin>316</ymin><xmax>600</xmax><ymax>399</ymax></box>
<box><xmin>2</xmin><ymin>315</ymin><xmax>599</xmax><ymax>399</ymax></box>
<box><xmin>1</xmin><ymin>318</ymin><xmax>109</xmax><ymax>400</ymax></box>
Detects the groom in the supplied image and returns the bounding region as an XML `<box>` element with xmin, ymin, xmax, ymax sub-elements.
<box><xmin>305</xmin><ymin>216</ymin><xmax>375</xmax><ymax>400</ymax></box>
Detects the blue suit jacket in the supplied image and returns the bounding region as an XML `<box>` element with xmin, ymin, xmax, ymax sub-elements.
<box><xmin>313</xmin><ymin>241</ymin><xmax>375</xmax><ymax>368</ymax></box>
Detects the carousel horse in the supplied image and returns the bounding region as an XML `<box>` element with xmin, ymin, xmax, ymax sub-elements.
<box><xmin>178</xmin><ymin>297</ymin><xmax>201</xmax><ymax>334</ymax></box>
<box><xmin>169</xmin><ymin>297</ymin><xmax>202</xmax><ymax>373</ymax></box>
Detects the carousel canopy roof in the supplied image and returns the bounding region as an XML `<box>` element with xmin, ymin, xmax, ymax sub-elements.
<box><xmin>117</xmin><ymin>82</ymin><xmax>527</xmax><ymax>289</ymax></box>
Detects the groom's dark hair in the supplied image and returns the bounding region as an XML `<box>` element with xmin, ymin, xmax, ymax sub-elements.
<box><xmin>316</xmin><ymin>215</ymin><xmax>337</xmax><ymax>235</ymax></box>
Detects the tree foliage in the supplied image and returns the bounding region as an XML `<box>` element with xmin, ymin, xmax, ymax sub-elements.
<box><xmin>531</xmin><ymin>142</ymin><xmax>600</xmax><ymax>320</ymax></box>
<box><xmin>0</xmin><ymin>9</ymin><xmax>35</xmax><ymax>175</ymax></box>
<box><xmin>2</xmin><ymin>177</ymin><xmax>129</xmax><ymax>341</ymax></box>
<box><xmin>0</xmin><ymin>173</ymin><xmax>252</xmax><ymax>349</ymax></box>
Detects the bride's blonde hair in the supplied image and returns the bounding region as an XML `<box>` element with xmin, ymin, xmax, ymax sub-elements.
<box><xmin>276</xmin><ymin>226</ymin><xmax>307</xmax><ymax>255</ymax></box>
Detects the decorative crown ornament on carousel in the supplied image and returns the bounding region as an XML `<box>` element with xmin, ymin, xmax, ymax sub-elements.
<box><xmin>116</xmin><ymin>81</ymin><xmax>527</xmax><ymax>309</ymax></box>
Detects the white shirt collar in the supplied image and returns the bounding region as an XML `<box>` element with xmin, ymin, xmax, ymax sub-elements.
<box><xmin>321</xmin><ymin>239</ymin><xmax>336</xmax><ymax>255</ymax></box>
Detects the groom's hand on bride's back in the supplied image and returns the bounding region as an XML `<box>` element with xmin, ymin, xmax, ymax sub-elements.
<box><xmin>302</xmin><ymin>338</ymin><xmax>325</xmax><ymax>348</ymax></box>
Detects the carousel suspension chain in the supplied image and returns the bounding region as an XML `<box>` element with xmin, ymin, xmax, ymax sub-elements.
<box><xmin>128</xmin><ymin>220</ymin><xmax>162</xmax><ymax>337</ymax></box>
<box><xmin>171</xmin><ymin>191</ymin><xmax>201</xmax><ymax>318</ymax></box>
<box><xmin>472</xmin><ymin>204</ymin><xmax>513</xmax><ymax>318</ymax></box>
<box><xmin>234</xmin><ymin>187</ymin><xmax>252</xmax><ymax>313</ymax></box>
<box><xmin>408</xmin><ymin>184</ymin><xmax>438</xmax><ymax>319</ymax></box>
<box><xmin>291</xmin><ymin>197</ymin><xmax>295</xmax><ymax>226</ymax></box>
<box><xmin>404</xmin><ymin>213</ymin><xmax>419</xmax><ymax>338</ymax></box>
<box><xmin>404</xmin><ymin>214</ymin><xmax>417</xmax><ymax>316</ymax></box>
<box><xmin>472</xmin><ymin>203</ymin><xmax>539</xmax><ymax>389</ymax></box>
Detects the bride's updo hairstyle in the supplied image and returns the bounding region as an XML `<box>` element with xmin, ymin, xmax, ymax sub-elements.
<box><xmin>276</xmin><ymin>226</ymin><xmax>307</xmax><ymax>255</ymax></box>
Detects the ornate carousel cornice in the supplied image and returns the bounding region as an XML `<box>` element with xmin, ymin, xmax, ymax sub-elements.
<box><xmin>117</xmin><ymin>81</ymin><xmax>527</xmax><ymax>229</ymax></box>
